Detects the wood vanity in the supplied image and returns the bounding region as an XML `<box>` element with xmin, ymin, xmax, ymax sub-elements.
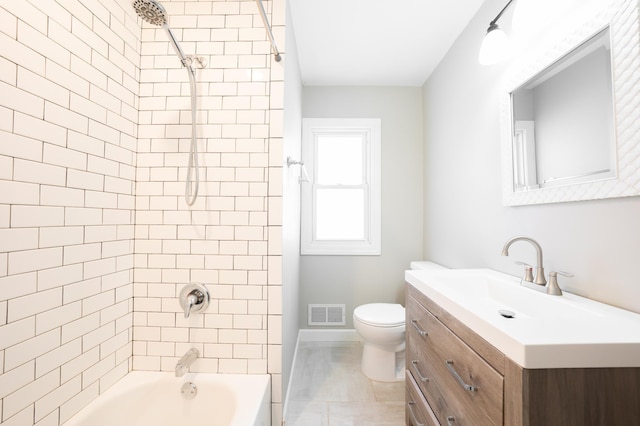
<box><xmin>405</xmin><ymin>283</ymin><xmax>640</xmax><ymax>426</ymax></box>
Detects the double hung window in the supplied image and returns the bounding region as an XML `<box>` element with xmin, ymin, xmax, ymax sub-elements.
<box><xmin>301</xmin><ymin>118</ymin><xmax>381</xmax><ymax>255</ymax></box>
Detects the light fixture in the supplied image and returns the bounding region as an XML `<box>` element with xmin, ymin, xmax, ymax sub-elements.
<box><xmin>478</xmin><ymin>0</ymin><xmax>515</xmax><ymax>65</ymax></box>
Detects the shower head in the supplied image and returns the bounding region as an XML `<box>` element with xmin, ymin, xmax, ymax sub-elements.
<box><xmin>132</xmin><ymin>0</ymin><xmax>168</xmax><ymax>27</ymax></box>
<box><xmin>132</xmin><ymin>0</ymin><xmax>194</xmax><ymax>68</ymax></box>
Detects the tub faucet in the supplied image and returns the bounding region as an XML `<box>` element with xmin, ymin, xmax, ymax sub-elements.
<box><xmin>175</xmin><ymin>348</ymin><xmax>199</xmax><ymax>377</ymax></box>
<box><xmin>501</xmin><ymin>236</ymin><xmax>547</xmax><ymax>286</ymax></box>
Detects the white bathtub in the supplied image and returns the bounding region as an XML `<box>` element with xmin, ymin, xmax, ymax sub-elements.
<box><xmin>63</xmin><ymin>371</ymin><xmax>271</xmax><ymax>426</ymax></box>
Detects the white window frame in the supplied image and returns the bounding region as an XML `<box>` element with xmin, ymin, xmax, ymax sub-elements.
<box><xmin>301</xmin><ymin>118</ymin><xmax>381</xmax><ymax>255</ymax></box>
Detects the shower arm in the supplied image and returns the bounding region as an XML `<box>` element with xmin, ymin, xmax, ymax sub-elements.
<box><xmin>255</xmin><ymin>0</ymin><xmax>282</xmax><ymax>62</ymax></box>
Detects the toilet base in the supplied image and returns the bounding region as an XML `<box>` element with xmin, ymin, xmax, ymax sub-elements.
<box><xmin>360</xmin><ymin>344</ymin><xmax>405</xmax><ymax>382</ymax></box>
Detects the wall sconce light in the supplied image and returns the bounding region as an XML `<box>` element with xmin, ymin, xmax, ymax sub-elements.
<box><xmin>478</xmin><ymin>0</ymin><xmax>515</xmax><ymax>65</ymax></box>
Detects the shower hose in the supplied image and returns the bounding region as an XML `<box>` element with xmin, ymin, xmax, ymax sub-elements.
<box><xmin>185</xmin><ymin>65</ymin><xmax>199</xmax><ymax>206</ymax></box>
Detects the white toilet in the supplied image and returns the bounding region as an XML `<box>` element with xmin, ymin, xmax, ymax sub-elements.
<box><xmin>353</xmin><ymin>303</ymin><xmax>406</xmax><ymax>382</ymax></box>
<box><xmin>353</xmin><ymin>261</ymin><xmax>447</xmax><ymax>382</ymax></box>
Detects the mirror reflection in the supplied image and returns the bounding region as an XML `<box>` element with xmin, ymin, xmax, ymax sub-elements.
<box><xmin>510</xmin><ymin>27</ymin><xmax>616</xmax><ymax>192</ymax></box>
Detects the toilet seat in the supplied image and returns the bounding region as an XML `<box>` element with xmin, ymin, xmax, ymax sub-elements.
<box><xmin>354</xmin><ymin>303</ymin><xmax>405</xmax><ymax>327</ymax></box>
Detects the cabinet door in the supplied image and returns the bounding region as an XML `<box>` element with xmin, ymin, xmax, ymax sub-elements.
<box><xmin>406</xmin><ymin>371</ymin><xmax>440</xmax><ymax>426</ymax></box>
<box><xmin>407</xmin><ymin>295</ymin><xmax>504</xmax><ymax>426</ymax></box>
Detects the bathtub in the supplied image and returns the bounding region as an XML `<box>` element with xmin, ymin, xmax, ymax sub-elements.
<box><xmin>63</xmin><ymin>371</ymin><xmax>271</xmax><ymax>426</ymax></box>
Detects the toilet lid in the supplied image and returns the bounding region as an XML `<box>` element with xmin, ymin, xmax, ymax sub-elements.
<box><xmin>354</xmin><ymin>303</ymin><xmax>405</xmax><ymax>327</ymax></box>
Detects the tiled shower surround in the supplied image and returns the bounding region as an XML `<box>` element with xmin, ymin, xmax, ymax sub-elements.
<box><xmin>0</xmin><ymin>0</ymin><xmax>285</xmax><ymax>425</ymax></box>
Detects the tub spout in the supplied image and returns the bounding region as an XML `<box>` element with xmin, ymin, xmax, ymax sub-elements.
<box><xmin>175</xmin><ymin>348</ymin><xmax>199</xmax><ymax>377</ymax></box>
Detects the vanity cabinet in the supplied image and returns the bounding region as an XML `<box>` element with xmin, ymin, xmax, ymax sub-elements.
<box><xmin>405</xmin><ymin>283</ymin><xmax>640</xmax><ymax>426</ymax></box>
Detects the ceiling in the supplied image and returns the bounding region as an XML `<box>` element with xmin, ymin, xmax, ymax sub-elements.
<box><xmin>288</xmin><ymin>0</ymin><xmax>486</xmax><ymax>87</ymax></box>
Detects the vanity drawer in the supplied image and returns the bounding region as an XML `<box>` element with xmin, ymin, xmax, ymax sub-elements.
<box><xmin>407</xmin><ymin>295</ymin><xmax>504</xmax><ymax>426</ymax></box>
<box><xmin>406</xmin><ymin>370</ymin><xmax>440</xmax><ymax>426</ymax></box>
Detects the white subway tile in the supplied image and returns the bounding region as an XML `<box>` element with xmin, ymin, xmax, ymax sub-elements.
<box><xmin>0</xmin><ymin>300</ymin><xmax>5</xmax><ymax>325</ymax></box>
<box><xmin>88</xmin><ymin>87</ymin><xmax>121</xmax><ymax>118</ymax></box>
<box><xmin>0</xmin><ymin>317</ymin><xmax>35</xmax><ymax>351</ymax></box>
<box><xmin>0</xmin><ymin>361</ymin><xmax>34</xmax><ymax>400</ymax></box>
<box><xmin>43</xmin><ymin>144</ymin><xmax>87</xmax><ymax>171</ymax></box>
<box><xmin>66</xmin><ymin>169</ymin><xmax>104</xmax><ymax>191</ymax></box>
<box><xmin>82</xmin><ymin>323</ymin><xmax>114</xmax><ymax>352</ymax></box>
<box><xmin>81</xmin><ymin>355</ymin><xmax>114</xmax><ymax>388</ymax></box>
<box><xmin>13</xmin><ymin>159</ymin><xmax>66</xmax><ymax>187</ymax></box>
<box><xmin>7</xmin><ymin>288</ymin><xmax>63</xmax><ymax>323</ymax></box>
<box><xmin>59</xmin><ymin>381</ymin><xmax>98</xmax><ymax>425</ymax></box>
<box><xmin>218</xmin><ymin>358</ymin><xmax>247</xmax><ymax>374</ymax></box>
<box><xmin>44</xmin><ymin>60</ymin><xmax>89</xmax><ymax>98</ymax></box>
<box><xmin>70</xmin><ymin>93</ymin><xmax>107</xmax><ymax>124</ymax></box>
<box><xmin>4</xmin><ymin>329</ymin><xmax>60</xmax><ymax>371</ymax></box>
<box><xmin>8</xmin><ymin>248</ymin><xmax>63</xmax><ymax>276</ymax></box>
<box><xmin>0</xmin><ymin>4</ymin><xmax>17</xmax><ymax>38</ymax></box>
<box><xmin>37</xmin><ymin>226</ymin><xmax>81</xmax><ymax>249</ymax></box>
<box><xmin>41</xmin><ymin>185</ymin><xmax>85</xmax><ymax>208</ymax></box>
<box><xmin>60</xmin><ymin>347</ymin><xmax>99</xmax><ymax>383</ymax></box>
<box><xmin>0</xmin><ymin>80</ymin><xmax>45</xmax><ymax>118</ymax></box>
<box><xmin>35</xmin><ymin>338</ymin><xmax>81</xmax><ymax>378</ymax></box>
<box><xmin>37</xmin><ymin>264</ymin><xmax>83</xmax><ymax>292</ymax></box>
<box><xmin>83</xmin><ymin>258</ymin><xmax>117</xmax><ymax>280</ymax></box>
<box><xmin>34</xmin><ymin>375</ymin><xmax>81</xmax><ymax>422</ymax></box>
<box><xmin>44</xmin><ymin>102</ymin><xmax>88</xmax><ymax>134</ymax></box>
<box><xmin>160</xmin><ymin>327</ymin><xmax>188</xmax><ymax>343</ymax></box>
<box><xmin>65</xmin><ymin>207</ymin><xmax>103</xmax><ymax>226</ymax></box>
<box><xmin>98</xmin><ymin>358</ymin><xmax>128</xmax><ymax>393</ymax></box>
<box><xmin>82</xmin><ymin>290</ymin><xmax>115</xmax><ymax>316</ymax></box>
<box><xmin>36</xmin><ymin>301</ymin><xmax>81</xmax><ymax>335</ymax></box>
<box><xmin>0</xmin><ymin>228</ymin><xmax>38</xmax><ymax>253</ymax></box>
<box><xmin>63</xmin><ymin>277</ymin><xmax>100</xmax><ymax>305</ymax></box>
<box><xmin>61</xmin><ymin>312</ymin><xmax>99</xmax><ymax>344</ymax></box>
<box><xmin>1</xmin><ymin>406</ymin><xmax>34</xmax><ymax>426</ymax></box>
<box><xmin>102</xmin><ymin>270</ymin><xmax>132</xmax><ymax>292</ymax></box>
<box><xmin>17</xmin><ymin>67</ymin><xmax>70</xmax><ymax>108</ymax></box>
<box><xmin>67</xmin><ymin>130</ymin><xmax>105</xmax><ymax>157</ymax></box>
<box><xmin>47</xmin><ymin>18</ymin><xmax>85</xmax><ymax>55</ymax></box>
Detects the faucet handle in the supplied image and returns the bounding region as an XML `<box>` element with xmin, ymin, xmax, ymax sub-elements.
<box><xmin>514</xmin><ymin>261</ymin><xmax>534</xmax><ymax>282</ymax></box>
<box><xmin>547</xmin><ymin>271</ymin><xmax>573</xmax><ymax>296</ymax></box>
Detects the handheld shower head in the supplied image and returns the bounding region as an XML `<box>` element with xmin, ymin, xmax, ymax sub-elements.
<box><xmin>132</xmin><ymin>0</ymin><xmax>168</xmax><ymax>27</ymax></box>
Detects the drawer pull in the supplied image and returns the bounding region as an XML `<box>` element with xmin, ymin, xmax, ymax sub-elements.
<box><xmin>411</xmin><ymin>319</ymin><xmax>428</xmax><ymax>337</ymax></box>
<box><xmin>411</xmin><ymin>360</ymin><xmax>430</xmax><ymax>383</ymax></box>
<box><xmin>407</xmin><ymin>401</ymin><xmax>425</xmax><ymax>426</ymax></box>
<box><xmin>447</xmin><ymin>416</ymin><xmax>456</xmax><ymax>426</ymax></box>
<box><xmin>445</xmin><ymin>360</ymin><xmax>477</xmax><ymax>392</ymax></box>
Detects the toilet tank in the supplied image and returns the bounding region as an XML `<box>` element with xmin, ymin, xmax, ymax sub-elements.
<box><xmin>409</xmin><ymin>261</ymin><xmax>447</xmax><ymax>270</ymax></box>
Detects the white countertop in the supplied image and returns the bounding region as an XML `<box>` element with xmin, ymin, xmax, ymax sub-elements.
<box><xmin>405</xmin><ymin>268</ymin><xmax>640</xmax><ymax>369</ymax></box>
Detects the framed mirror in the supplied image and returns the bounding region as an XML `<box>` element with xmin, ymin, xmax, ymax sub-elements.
<box><xmin>500</xmin><ymin>0</ymin><xmax>640</xmax><ymax>206</ymax></box>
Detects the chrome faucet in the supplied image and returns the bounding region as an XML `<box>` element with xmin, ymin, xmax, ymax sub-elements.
<box><xmin>175</xmin><ymin>348</ymin><xmax>199</xmax><ymax>377</ymax></box>
<box><xmin>501</xmin><ymin>236</ymin><xmax>547</xmax><ymax>286</ymax></box>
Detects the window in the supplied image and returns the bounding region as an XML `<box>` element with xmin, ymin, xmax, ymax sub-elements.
<box><xmin>301</xmin><ymin>118</ymin><xmax>381</xmax><ymax>255</ymax></box>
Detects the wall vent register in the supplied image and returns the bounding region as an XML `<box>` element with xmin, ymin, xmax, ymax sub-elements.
<box><xmin>308</xmin><ymin>304</ymin><xmax>346</xmax><ymax>326</ymax></box>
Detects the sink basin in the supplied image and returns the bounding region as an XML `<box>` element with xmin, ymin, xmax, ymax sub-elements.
<box><xmin>405</xmin><ymin>268</ymin><xmax>640</xmax><ymax>369</ymax></box>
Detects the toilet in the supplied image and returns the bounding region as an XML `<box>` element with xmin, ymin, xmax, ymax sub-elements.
<box><xmin>353</xmin><ymin>261</ymin><xmax>447</xmax><ymax>382</ymax></box>
<box><xmin>353</xmin><ymin>303</ymin><xmax>406</xmax><ymax>382</ymax></box>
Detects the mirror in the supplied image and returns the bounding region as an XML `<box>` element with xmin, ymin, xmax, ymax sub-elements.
<box><xmin>500</xmin><ymin>0</ymin><xmax>640</xmax><ymax>206</ymax></box>
<box><xmin>511</xmin><ymin>28</ymin><xmax>615</xmax><ymax>192</ymax></box>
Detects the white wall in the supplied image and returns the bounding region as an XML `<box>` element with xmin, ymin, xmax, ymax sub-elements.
<box><xmin>281</xmin><ymin>0</ymin><xmax>302</xmax><ymax>408</ymax></box>
<box><xmin>422</xmin><ymin>0</ymin><xmax>640</xmax><ymax>314</ymax></box>
<box><xmin>0</xmin><ymin>1</ymin><xmax>138</xmax><ymax>424</ymax></box>
<box><xmin>300</xmin><ymin>86</ymin><xmax>424</xmax><ymax>329</ymax></box>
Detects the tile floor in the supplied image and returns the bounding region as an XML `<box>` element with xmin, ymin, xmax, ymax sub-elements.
<box><xmin>284</xmin><ymin>341</ymin><xmax>405</xmax><ymax>426</ymax></box>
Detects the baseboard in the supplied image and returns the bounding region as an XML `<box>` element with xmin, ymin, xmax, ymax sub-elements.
<box><xmin>298</xmin><ymin>328</ymin><xmax>361</xmax><ymax>342</ymax></box>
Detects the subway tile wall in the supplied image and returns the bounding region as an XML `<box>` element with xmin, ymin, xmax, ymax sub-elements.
<box><xmin>0</xmin><ymin>0</ymin><xmax>140</xmax><ymax>424</ymax></box>
<box><xmin>0</xmin><ymin>0</ymin><xmax>285</xmax><ymax>424</ymax></box>
<box><xmin>133</xmin><ymin>1</ymin><xmax>284</xmax><ymax>422</ymax></box>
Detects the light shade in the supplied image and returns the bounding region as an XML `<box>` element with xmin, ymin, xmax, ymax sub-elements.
<box><xmin>478</xmin><ymin>26</ymin><xmax>509</xmax><ymax>65</ymax></box>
